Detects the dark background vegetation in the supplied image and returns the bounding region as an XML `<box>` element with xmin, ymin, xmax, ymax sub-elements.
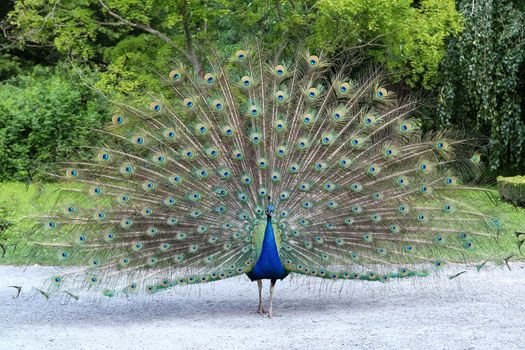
<box><xmin>0</xmin><ymin>0</ymin><xmax>524</xmax><ymax>182</ymax></box>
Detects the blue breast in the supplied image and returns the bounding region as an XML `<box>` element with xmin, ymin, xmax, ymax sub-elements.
<box><xmin>246</xmin><ymin>216</ymin><xmax>289</xmax><ymax>281</ymax></box>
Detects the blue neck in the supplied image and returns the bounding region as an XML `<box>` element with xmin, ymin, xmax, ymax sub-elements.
<box><xmin>246</xmin><ymin>215</ymin><xmax>288</xmax><ymax>281</ymax></box>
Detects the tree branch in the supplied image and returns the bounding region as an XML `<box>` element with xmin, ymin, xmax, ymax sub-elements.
<box><xmin>97</xmin><ymin>0</ymin><xmax>199</xmax><ymax>70</ymax></box>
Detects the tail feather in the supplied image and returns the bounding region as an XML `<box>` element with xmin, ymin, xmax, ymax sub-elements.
<box><xmin>24</xmin><ymin>43</ymin><xmax>505</xmax><ymax>296</ymax></box>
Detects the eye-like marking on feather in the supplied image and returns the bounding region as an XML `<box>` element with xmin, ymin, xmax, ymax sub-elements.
<box><xmin>234</xmin><ymin>49</ymin><xmax>248</xmax><ymax>61</ymax></box>
<box><xmin>112</xmin><ymin>114</ymin><xmax>125</xmax><ymax>125</ymax></box>
<box><xmin>249</xmin><ymin>131</ymin><xmax>263</xmax><ymax>145</ymax></box>
<box><xmin>470</xmin><ymin>152</ymin><xmax>481</xmax><ymax>163</ymax></box>
<box><xmin>419</xmin><ymin>184</ymin><xmax>432</xmax><ymax>195</ymax></box>
<box><xmin>383</xmin><ymin>146</ymin><xmax>398</xmax><ymax>158</ymax></box>
<box><xmin>338</xmin><ymin>157</ymin><xmax>352</xmax><ymax>169</ymax></box>
<box><xmin>296</xmin><ymin>137</ymin><xmax>310</xmax><ymax>150</ymax></box>
<box><xmin>90</xmin><ymin>186</ymin><xmax>103</xmax><ymax>196</ymax></box>
<box><xmin>337</xmin><ymin>82</ymin><xmax>351</xmax><ymax>95</ymax></box>
<box><xmin>45</xmin><ymin>220</ymin><xmax>57</xmax><ymax>230</ymax></box>
<box><xmin>181</xmin><ymin>148</ymin><xmax>196</xmax><ymax>160</ymax></box>
<box><xmin>302</xmin><ymin>201</ymin><xmax>314</xmax><ymax>209</ymax></box>
<box><xmin>279</xmin><ymin>191</ymin><xmax>290</xmax><ymax>201</ymax></box>
<box><xmin>182</xmin><ymin>97</ymin><xmax>195</xmax><ymax>109</ymax></box>
<box><xmin>240</xmin><ymin>75</ymin><xmax>253</xmax><ymax>88</ymax></box>
<box><xmin>445</xmin><ymin>176</ymin><xmax>458</xmax><ymax>186</ymax></box>
<box><xmin>320</xmin><ymin>133</ymin><xmax>335</xmax><ymax>146</ymax></box>
<box><xmin>163</xmin><ymin>128</ymin><xmax>176</xmax><ymax>140</ymax></box>
<box><xmin>64</xmin><ymin>205</ymin><xmax>77</xmax><ymax>215</ymax></box>
<box><xmin>271</xmin><ymin>170</ymin><xmax>281</xmax><ymax>182</ymax></box>
<box><xmin>232</xmin><ymin>148</ymin><xmax>243</xmax><ymax>160</ymax></box>
<box><xmin>399</xmin><ymin>120</ymin><xmax>414</xmax><ymax>133</ymax></box>
<box><xmin>435</xmin><ymin>140</ymin><xmax>449</xmax><ymax>151</ymax></box>
<box><xmin>204</xmin><ymin>73</ymin><xmax>216</xmax><ymax>85</ymax></box>
<box><xmin>330</xmin><ymin>106</ymin><xmax>348</xmax><ymax>123</ymax></box>
<box><xmin>194</xmin><ymin>123</ymin><xmax>209</xmax><ymax>136</ymax></box>
<box><xmin>211</xmin><ymin>99</ymin><xmax>224</xmax><ymax>111</ymax></box>
<box><xmin>97</xmin><ymin>150</ymin><xmax>111</xmax><ymax>162</ymax></box>
<box><xmin>351</xmin><ymin>205</ymin><xmax>362</xmax><ymax>214</ymax></box>
<box><xmin>116</xmin><ymin>193</ymin><xmax>130</xmax><ymax>204</ymax></box>
<box><xmin>241</xmin><ymin>174</ymin><xmax>253</xmax><ymax>185</ymax></box>
<box><xmin>257</xmin><ymin>157</ymin><xmax>268</xmax><ymax>169</ymax></box>
<box><xmin>131</xmin><ymin>135</ymin><xmax>145</xmax><ymax>145</ymax></box>
<box><xmin>275</xmin><ymin>144</ymin><xmax>288</xmax><ymax>158</ymax></box>
<box><xmin>149</xmin><ymin>102</ymin><xmax>162</xmax><ymax>112</ymax></box>
<box><xmin>221</xmin><ymin>125</ymin><xmax>235</xmax><ymax>137</ymax></box>
<box><xmin>375</xmin><ymin>87</ymin><xmax>388</xmax><ymax>98</ymax></box>
<box><xmin>350</xmin><ymin>136</ymin><xmax>365</xmax><ymax>149</ymax></box>
<box><xmin>169</xmin><ymin>69</ymin><xmax>183</xmax><ymax>82</ymax></box>
<box><xmin>367</xmin><ymin>164</ymin><xmax>381</xmax><ymax>176</ymax></box>
<box><xmin>168</xmin><ymin>175</ymin><xmax>182</xmax><ymax>185</ymax></box>
<box><xmin>301</xmin><ymin>112</ymin><xmax>315</xmax><ymax>126</ymax></box>
<box><xmin>274</xmin><ymin>64</ymin><xmax>287</xmax><ymax>77</ymax></box>
<box><xmin>275</xmin><ymin>90</ymin><xmax>288</xmax><ymax>103</ymax></box>
<box><xmin>389</xmin><ymin>224</ymin><xmax>401</xmax><ymax>233</ymax></box>
<box><xmin>416</xmin><ymin>212</ymin><xmax>429</xmax><ymax>223</ymax></box>
<box><xmin>218</xmin><ymin>167</ymin><xmax>232</xmax><ymax>179</ymax></box>
<box><xmin>152</xmin><ymin>153</ymin><xmax>166</xmax><ymax>164</ymax></box>
<box><xmin>418</xmin><ymin>161</ymin><xmax>432</xmax><ymax>174</ymax></box>
<box><xmin>194</xmin><ymin>167</ymin><xmax>209</xmax><ymax>179</ymax></box>
<box><xmin>396</xmin><ymin>176</ymin><xmax>409</xmax><ymax>187</ymax></box>
<box><xmin>370</xmin><ymin>213</ymin><xmax>382</xmax><ymax>223</ymax></box>
<box><xmin>323</xmin><ymin>183</ymin><xmax>336</xmax><ymax>191</ymax></box>
<box><xmin>205</xmin><ymin>147</ymin><xmax>219</xmax><ymax>159</ymax></box>
<box><xmin>120</xmin><ymin>163</ymin><xmax>134</xmax><ymax>175</ymax></box>
<box><xmin>442</xmin><ymin>203</ymin><xmax>454</xmax><ymax>213</ymax></box>
<box><xmin>65</xmin><ymin>168</ymin><xmax>79</xmax><ymax>178</ymax></box>
<box><xmin>314</xmin><ymin>161</ymin><xmax>327</xmax><ymax>171</ymax></box>
<box><xmin>372</xmin><ymin>192</ymin><xmax>383</xmax><ymax>201</ymax></box>
<box><xmin>307</xmin><ymin>54</ymin><xmax>319</xmax><ymax>67</ymax></box>
<box><xmin>350</xmin><ymin>182</ymin><xmax>363</xmax><ymax>192</ymax></box>
<box><xmin>141</xmin><ymin>208</ymin><xmax>153</xmax><ymax>217</ymax></box>
<box><xmin>247</xmin><ymin>104</ymin><xmax>260</xmax><ymax>117</ymax></box>
<box><xmin>362</xmin><ymin>113</ymin><xmax>377</xmax><ymax>127</ymax></box>
<box><xmin>306</xmin><ymin>85</ymin><xmax>324</xmax><ymax>100</ymax></box>
<box><xmin>398</xmin><ymin>203</ymin><xmax>410</xmax><ymax>214</ymax></box>
<box><xmin>274</xmin><ymin>119</ymin><xmax>286</xmax><ymax>131</ymax></box>
<box><xmin>288</xmin><ymin>163</ymin><xmax>300</xmax><ymax>174</ymax></box>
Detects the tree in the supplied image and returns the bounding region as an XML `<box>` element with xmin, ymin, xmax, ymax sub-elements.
<box><xmin>438</xmin><ymin>0</ymin><xmax>525</xmax><ymax>172</ymax></box>
<box><xmin>4</xmin><ymin>0</ymin><xmax>461</xmax><ymax>94</ymax></box>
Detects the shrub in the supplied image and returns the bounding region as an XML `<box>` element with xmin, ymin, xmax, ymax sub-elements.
<box><xmin>497</xmin><ymin>176</ymin><xmax>525</xmax><ymax>205</ymax></box>
<box><xmin>438</xmin><ymin>0</ymin><xmax>525</xmax><ymax>171</ymax></box>
<box><xmin>0</xmin><ymin>65</ymin><xmax>109</xmax><ymax>181</ymax></box>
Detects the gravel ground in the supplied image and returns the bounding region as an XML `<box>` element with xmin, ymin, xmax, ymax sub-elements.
<box><xmin>1</xmin><ymin>264</ymin><xmax>524</xmax><ymax>350</ymax></box>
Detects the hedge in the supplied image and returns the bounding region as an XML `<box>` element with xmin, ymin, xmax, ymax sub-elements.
<box><xmin>497</xmin><ymin>176</ymin><xmax>525</xmax><ymax>205</ymax></box>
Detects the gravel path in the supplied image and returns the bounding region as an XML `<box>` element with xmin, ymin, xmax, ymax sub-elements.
<box><xmin>1</xmin><ymin>264</ymin><xmax>524</xmax><ymax>350</ymax></box>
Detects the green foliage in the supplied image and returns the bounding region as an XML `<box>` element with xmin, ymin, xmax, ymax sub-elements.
<box><xmin>438</xmin><ymin>0</ymin><xmax>525</xmax><ymax>171</ymax></box>
<box><xmin>312</xmin><ymin>0</ymin><xmax>462</xmax><ymax>89</ymax></box>
<box><xmin>0</xmin><ymin>65</ymin><xmax>109</xmax><ymax>181</ymax></box>
<box><xmin>497</xmin><ymin>176</ymin><xmax>525</xmax><ymax>205</ymax></box>
<box><xmin>4</xmin><ymin>0</ymin><xmax>461</xmax><ymax>95</ymax></box>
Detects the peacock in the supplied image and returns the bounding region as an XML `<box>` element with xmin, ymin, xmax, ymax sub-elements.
<box><xmin>26</xmin><ymin>43</ymin><xmax>504</xmax><ymax>317</ymax></box>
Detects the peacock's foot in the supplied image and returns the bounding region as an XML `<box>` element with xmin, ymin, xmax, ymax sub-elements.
<box><xmin>266</xmin><ymin>311</ymin><xmax>281</xmax><ymax>318</ymax></box>
<box><xmin>255</xmin><ymin>305</ymin><xmax>266</xmax><ymax>315</ymax></box>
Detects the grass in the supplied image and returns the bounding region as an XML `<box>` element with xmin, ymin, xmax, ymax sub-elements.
<box><xmin>0</xmin><ymin>182</ymin><xmax>524</xmax><ymax>266</ymax></box>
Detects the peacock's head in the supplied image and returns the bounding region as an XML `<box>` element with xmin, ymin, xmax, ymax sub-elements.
<box><xmin>266</xmin><ymin>204</ymin><xmax>275</xmax><ymax>217</ymax></box>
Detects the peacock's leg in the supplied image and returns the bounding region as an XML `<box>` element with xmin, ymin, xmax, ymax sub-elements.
<box><xmin>268</xmin><ymin>279</ymin><xmax>276</xmax><ymax>318</ymax></box>
<box><xmin>256</xmin><ymin>280</ymin><xmax>265</xmax><ymax>314</ymax></box>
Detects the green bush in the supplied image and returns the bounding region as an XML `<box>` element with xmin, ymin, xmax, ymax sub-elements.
<box><xmin>497</xmin><ymin>176</ymin><xmax>525</xmax><ymax>205</ymax></box>
<box><xmin>0</xmin><ymin>65</ymin><xmax>109</xmax><ymax>181</ymax></box>
<box><xmin>438</xmin><ymin>0</ymin><xmax>525</xmax><ymax>171</ymax></box>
